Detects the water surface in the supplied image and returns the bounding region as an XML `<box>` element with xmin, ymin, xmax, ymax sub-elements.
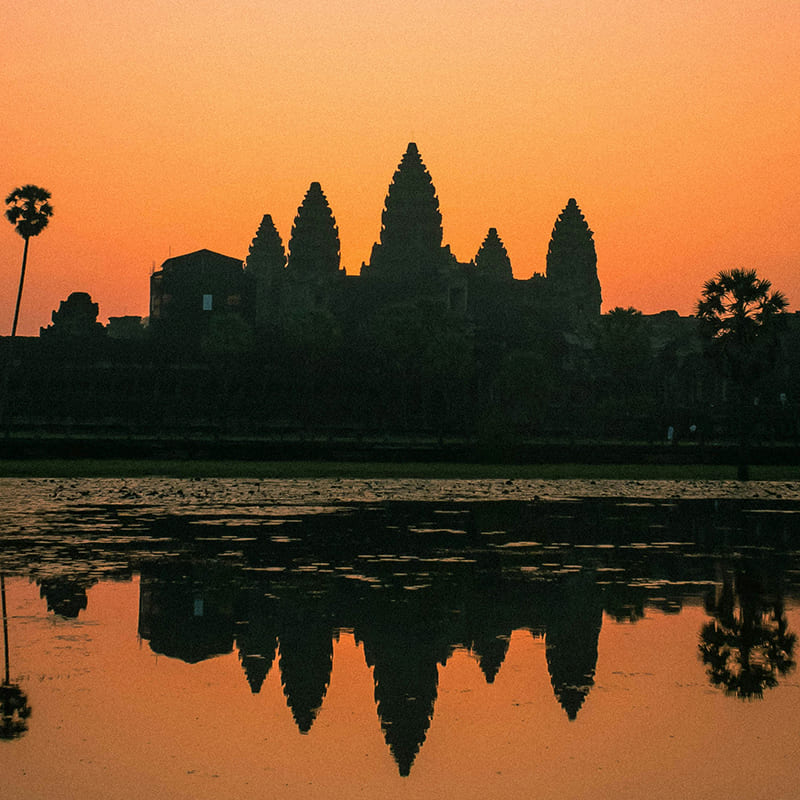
<box><xmin>1</xmin><ymin>478</ymin><xmax>799</xmax><ymax>799</ymax></box>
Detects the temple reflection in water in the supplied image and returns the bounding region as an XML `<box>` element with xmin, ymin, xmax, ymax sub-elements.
<box><xmin>4</xmin><ymin>493</ymin><xmax>797</xmax><ymax>777</ymax></box>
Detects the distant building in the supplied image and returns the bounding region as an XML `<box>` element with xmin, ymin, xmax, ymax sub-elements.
<box><xmin>149</xmin><ymin>249</ymin><xmax>246</xmax><ymax>335</ymax></box>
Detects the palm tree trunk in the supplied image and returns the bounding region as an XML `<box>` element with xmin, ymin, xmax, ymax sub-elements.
<box><xmin>10</xmin><ymin>236</ymin><xmax>30</xmax><ymax>338</ymax></box>
<box><xmin>1</xmin><ymin>575</ymin><xmax>10</xmax><ymax>685</ymax></box>
<box><xmin>2</xmin><ymin>235</ymin><xmax>31</xmax><ymax>434</ymax></box>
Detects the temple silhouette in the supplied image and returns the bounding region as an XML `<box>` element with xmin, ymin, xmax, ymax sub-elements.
<box><xmin>2</xmin><ymin>142</ymin><xmax>799</xmax><ymax>453</ymax></box>
<box><xmin>149</xmin><ymin>143</ymin><xmax>601</xmax><ymax>337</ymax></box>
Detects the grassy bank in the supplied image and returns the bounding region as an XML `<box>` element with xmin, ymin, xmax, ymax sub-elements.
<box><xmin>0</xmin><ymin>459</ymin><xmax>796</xmax><ymax>480</ymax></box>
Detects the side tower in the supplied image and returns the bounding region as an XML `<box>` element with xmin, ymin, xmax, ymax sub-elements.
<box><xmin>363</xmin><ymin>142</ymin><xmax>454</xmax><ymax>289</ymax></box>
<box><xmin>474</xmin><ymin>228</ymin><xmax>513</xmax><ymax>280</ymax></box>
<box><xmin>284</xmin><ymin>181</ymin><xmax>345</xmax><ymax>313</ymax></box>
<box><xmin>287</xmin><ymin>182</ymin><xmax>342</xmax><ymax>278</ymax></box>
<box><xmin>245</xmin><ymin>213</ymin><xmax>286</xmax><ymax>326</ymax></box>
<box><xmin>545</xmin><ymin>198</ymin><xmax>601</xmax><ymax>320</ymax></box>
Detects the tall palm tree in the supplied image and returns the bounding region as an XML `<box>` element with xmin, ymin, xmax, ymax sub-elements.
<box><xmin>0</xmin><ymin>574</ymin><xmax>31</xmax><ymax>739</ymax></box>
<box><xmin>696</xmin><ymin>268</ymin><xmax>788</xmax><ymax>479</ymax></box>
<box><xmin>5</xmin><ymin>184</ymin><xmax>53</xmax><ymax>337</ymax></box>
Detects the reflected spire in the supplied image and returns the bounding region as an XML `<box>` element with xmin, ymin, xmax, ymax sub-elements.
<box><xmin>235</xmin><ymin>589</ymin><xmax>279</xmax><ymax>694</ymax></box>
<box><xmin>357</xmin><ymin>593</ymin><xmax>453</xmax><ymax>777</ymax></box>
<box><xmin>364</xmin><ymin>638</ymin><xmax>440</xmax><ymax>776</ymax></box>
<box><xmin>241</xmin><ymin>649</ymin><xmax>276</xmax><ymax>695</ymax></box>
<box><xmin>278</xmin><ymin>606</ymin><xmax>333</xmax><ymax>733</ymax></box>
<box><xmin>470</xmin><ymin>634</ymin><xmax>510</xmax><ymax>684</ymax></box>
<box><xmin>544</xmin><ymin>574</ymin><xmax>603</xmax><ymax>720</ymax></box>
<box><xmin>465</xmin><ymin>550</ymin><xmax>515</xmax><ymax>684</ymax></box>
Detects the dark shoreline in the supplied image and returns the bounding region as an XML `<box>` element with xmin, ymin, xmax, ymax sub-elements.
<box><xmin>1</xmin><ymin>433</ymin><xmax>798</xmax><ymax>465</ymax></box>
<box><xmin>0</xmin><ymin>436</ymin><xmax>798</xmax><ymax>481</ymax></box>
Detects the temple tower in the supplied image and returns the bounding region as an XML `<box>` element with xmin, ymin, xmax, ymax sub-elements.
<box><xmin>474</xmin><ymin>228</ymin><xmax>513</xmax><ymax>280</ymax></box>
<box><xmin>363</xmin><ymin>142</ymin><xmax>454</xmax><ymax>287</ymax></box>
<box><xmin>283</xmin><ymin>182</ymin><xmax>345</xmax><ymax>314</ymax></box>
<box><xmin>545</xmin><ymin>198</ymin><xmax>601</xmax><ymax>320</ymax></box>
<box><xmin>287</xmin><ymin>182</ymin><xmax>342</xmax><ymax>276</ymax></box>
<box><xmin>245</xmin><ymin>213</ymin><xmax>286</xmax><ymax>324</ymax></box>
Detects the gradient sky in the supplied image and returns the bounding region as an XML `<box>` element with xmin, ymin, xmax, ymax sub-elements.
<box><xmin>2</xmin><ymin>1</ymin><xmax>798</xmax><ymax>335</ymax></box>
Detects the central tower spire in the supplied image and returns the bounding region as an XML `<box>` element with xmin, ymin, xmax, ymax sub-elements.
<box><xmin>363</xmin><ymin>143</ymin><xmax>452</xmax><ymax>284</ymax></box>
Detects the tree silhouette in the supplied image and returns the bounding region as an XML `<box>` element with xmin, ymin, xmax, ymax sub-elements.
<box><xmin>358</xmin><ymin>299</ymin><xmax>471</xmax><ymax>431</ymax></box>
<box><xmin>699</xmin><ymin>572</ymin><xmax>795</xmax><ymax>699</ymax></box>
<box><xmin>546</xmin><ymin>198</ymin><xmax>601</xmax><ymax>322</ymax></box>
<box><xmin>364</xmin><ymin>142</ymin><xmax>453</xmax><ymax>283</ymax></box>
<box><xmin>595</xmin><ymin>306</ymin><xmax>654</xmax><ymax>422</ymax></box>
<box><xmin>1</xmin><ymin>574</ymin><xmax>31</xmax><ymax>739</ymax></box>
<box><xmin>37</xmin><ymin>575</ymin><xmax>94</xmax><ymax>618</ymax></box>
<box><xmin>5</xmin><ymin>185</ymin><xmax>53</xmax><ymax>336</ymax></box>
<box><xmin>0</xmin><ymin>682</ymin><xmax>30</xmax><ymax>739</ymax></box>
<box><xmin>287</xmin><ymin>183</ymin><xmax>341</xmax><ymax>276</ymax></box>
<box><xmin>280</xmin><ymin>304</ymin><xmax>344</xmax><ymax>426</ymax></box>
<box><xmin>474</xmin><ymin>227</ymin><xmax>513</xmax><ymax>279</ymax></box>
<box><xmin>200</xmin><ymin>311</ymin><xmax>254</xmax><ymax>356</ymax></box>
<box><xmin>697</xmin><ymin>268</ymin><xmax>788</xmax><ymax>380</ymax></box>
<box><xmin>696</xmin><ymin>268</ymin><xmax>788</xmax><ymax>479</ymax></box>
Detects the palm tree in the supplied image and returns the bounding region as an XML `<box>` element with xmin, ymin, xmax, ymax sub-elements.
<box><xmin>0</xmin><ymin>574</ymin><xmax>31</xmax><ymax>739</ymax></box>
<box><xmin>696</xmin><ymin>268</ymin><xmax>788</xmax><ymax>479</ymax></box>
<box><xmin>5</xmin><ymin>185</ymin><xmax>53</xmax><ymax>337</ymax></box>
<box><xmin>696</xmin><ymin>269</ymin><xmax>787</xmax><ymax>367</ymax></box>
<box><xmin>699</xmin><ymin>571</ymin><xmax>796</xmax><ymax>700</ymax></box>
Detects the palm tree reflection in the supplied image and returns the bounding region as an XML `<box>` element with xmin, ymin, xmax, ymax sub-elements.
<box><xmin>699</xmin><ymin>571</ymin><xmax>796</xmax><ymax>699</ymax></box>
<box><xmin>0</xmin><ymin>683</ymin><xmax>30</xmax><ymax>739</ymax></box>
<box><xmin>1</xmin><ymin>574</ymin><xmax>31</xmax><ymax>739</ymax></box>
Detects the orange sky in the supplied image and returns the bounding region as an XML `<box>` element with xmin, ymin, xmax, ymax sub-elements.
<box><xmin>2</xmin><ymin>1</ymin><xmax>799</xmax><ymax>335</ymax></box>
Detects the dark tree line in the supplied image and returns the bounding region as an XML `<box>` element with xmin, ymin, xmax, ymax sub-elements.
<box><xmin>2</xmin><ymin>296</ymin><xmax>797</xmax><ymax>451</ymax></box>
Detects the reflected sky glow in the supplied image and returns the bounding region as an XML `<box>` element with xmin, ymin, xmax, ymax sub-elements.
<box><xmin>1</xmin><ymin>480</ymin><xmax>799</xmax><ymax>798</ymax></box>
<box><xmin>3</xmin><ymin>578</ymin><xmax>799</xmax><ymax>800</ymax></box>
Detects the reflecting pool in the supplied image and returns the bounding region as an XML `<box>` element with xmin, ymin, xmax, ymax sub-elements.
<box><xmin>1</xmin><ymin>478</ymin><xmax>799</xmax><ymax>799</ymax></box>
